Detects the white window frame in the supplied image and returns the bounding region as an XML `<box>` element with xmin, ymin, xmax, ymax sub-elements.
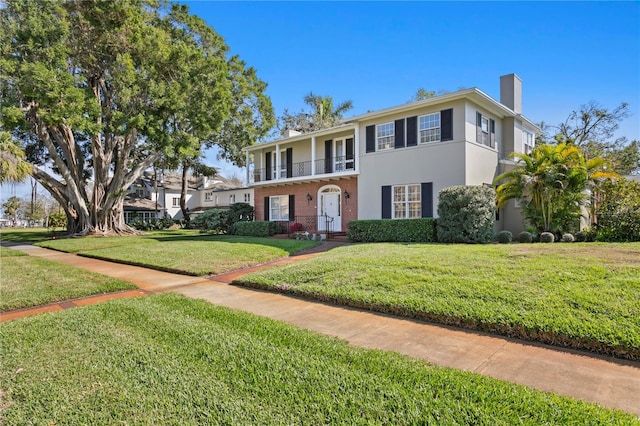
<box><xmin>523</xmin><ymin>130</ymin><xmax>535</xmax><ymax>154</ymax></box>
<box><xmin>244</xmin><ymin>193</ymin><xmax>251</xmax><ymax>203</ymax></box>
<box><xmin>392</xmin><ymin>184</ymin><xmax>421</xmax><ymax>219</ymax></box>
<box><xmin>269</xmin><ymin>195</ymin><xmax>289</xmax><ymax>221</ymax></box>
<box><xmin>418</xmin><ymin>112</ymin><xmax>441</xmax><ymax>144</ymax></box>
<box><xmin>376</xmin><ymin>122</ymin><xmax>394</xmax><ymax>151</ymax></box>
<box><xmin>172</xmin><ymin>197</ymin><xmax>180</xmax><ymax>207</ymax></box>
<box><xmin>229</xmin><ymin>194</ymin><xmax>236</xmax><ymax>204</ymax></box>
<box><xmin>205</xmin><ymin>192</ymin><xmax>213</xmax><ymax>202</ymax></box>
<box><xmin>481</xmin><ymin>116</ymin><xmax>490</xmax><ymax>146</ymax></box>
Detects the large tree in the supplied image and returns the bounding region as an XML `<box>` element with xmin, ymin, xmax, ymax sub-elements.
<box><xmin>495</xmin><ymin>143</ymin><xmax>617</xmax><ymax>233</ymax></box>
<box><xmin>0</xmin><ymin>131</ymin><xmax>31</xmax><ymax>184</ymax></box>
<box><xmin>279</xmin><ymin>92</ymin><xmax>352</xmax><ymax>134</ymax></box>
<box><xmin>0</xmin><ymin>0</ymin><xmax>273</xmax><ymax>235</ymax></box>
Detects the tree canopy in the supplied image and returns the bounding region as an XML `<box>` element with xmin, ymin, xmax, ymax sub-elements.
<box><xmin>279</xmin><ymin>92</ymin><xmax>353</xmax><ymax>134</ymax></box>
<box><xmin>0</xmin><ymin>0</ymin><xmax>273</xmax><ymax>235</ymax></box>
<box><xmin>0</xmin><ymin>131</ymin><xmax>32</xmax><ymax>184</ymax></box>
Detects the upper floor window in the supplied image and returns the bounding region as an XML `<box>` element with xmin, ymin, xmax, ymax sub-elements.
<box><xmin>419</xmin><ymin>112</ymin><xmax>441</xmax><ymax>143</ymax></box>
<box><xmin>269</xmin><ymin>195</ymin><xmax>289</xmax><ymax>221</ymax></box>
<box><xmin>393</xmin><ymin>184</ymin><xmax>421</xmax><ymax>219</ymax></box>
<box><xmin>476</xmin><ymin>112</ymin><xmax>495</xmax><ymax>148</ymax></box>
<box><xmin>229</xmin><ymin>194</ymin><xmax>236</xmax><ymax>204</ymax></box>
<box><xmin>244</xmin><ymin>193</ymin><xmax>251</xmax><ymax>203</ymax></box>
<box><xmin>523</xmin><ymin>130</ymin><xmax>535</xmax><ymax>154</ymax></box>
<box><xmin>135</xmin><ymin>188</ymin><xmax>144</xmax><ymax>197</ymax></box>
<box><xmin>205</xmin><ymin>192</ymin><xmax>213</xmax><ymax>202</ymax></box>
<box><xmin>376</xmin><ymin>122</ymin><xmax>394</xmax><ymax>151</ymax></box>
<box><xmin>172</xmin><ymin>197</ymin><xmax>180</xmax><ymax>207</ymax></box>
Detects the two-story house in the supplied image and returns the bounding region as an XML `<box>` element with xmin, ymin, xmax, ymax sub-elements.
<box><xmin>244</xmin><ymin>74</ymin><xmax>539</xmax><ymax>234</ymax></box>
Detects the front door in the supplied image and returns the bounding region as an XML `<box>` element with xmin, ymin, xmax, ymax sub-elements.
<box><xmin>319</xmin><ymin>191</ymin><xmax>341</xmax><ymax>232</ymax></box>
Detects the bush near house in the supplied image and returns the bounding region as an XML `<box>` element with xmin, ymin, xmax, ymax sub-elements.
<box><xmin>230</xmin><ymin>221</ymin><xmax>283</xmax><ymax>237</ymax></box>
<box><xmin>347</xmin><ymin>219</ymin><xmax>437</xmax><ymax>243</ymax></box>
<box><xmin>191</xmin><ymin>203</ymin><xmax>255</xmax><ymax>234</ymax></box>
<box><xmin>496</xmin><ymin>230</ymin><xmax>512</xmax><ymax>244</ymax></box>
<box><xmin>436</xmin><ymin>186</ymin><xmax>496</xmax><ymax>244</ymax></box>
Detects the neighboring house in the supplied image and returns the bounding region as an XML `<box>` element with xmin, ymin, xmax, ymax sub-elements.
<box><xmin>243</xmin><ymin>74</ymin><xmax>539</xmax><ymax>234</ymax></box>
<box><xmin>124</xmin><ymin>171</ymin><xmax>253</xmax><ymax>223</ymax></box>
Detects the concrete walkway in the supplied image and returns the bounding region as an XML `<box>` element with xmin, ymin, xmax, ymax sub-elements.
<box><xmin>2</xmin><ymin>243</ymin><xmax>639</xmax><ymax>416</ymax></box>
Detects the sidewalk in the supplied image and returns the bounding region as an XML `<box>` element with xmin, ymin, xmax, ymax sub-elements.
<box><xmin>2</xmin><ymin>243</ymin><xmax>639</xmax><ymax>416</ymax></box>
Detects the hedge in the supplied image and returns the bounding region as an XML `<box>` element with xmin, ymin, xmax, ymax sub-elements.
<box><xmin>230</xmin><ymin>221</ymin><xmax>283</xmax><ymax>237</ymax></box>
<box><xmin>436</xmin><ymin>185</ymin><xmax>495</xmax><ymax>244</ymax></box>
<box><xmin>347</xmin><ymin>219</ymin><xmax>437</xmax><ymax>243</ymax></box>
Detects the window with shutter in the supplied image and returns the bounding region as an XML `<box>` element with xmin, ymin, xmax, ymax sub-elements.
<box><xmin>366</xmin><ymin>125</ymin><xmax>376</xmax><ymax>153</ymax></box>
<box><xmin>394</xmin><ymin>119</ymin><xmax>405</xmax><ymax>149</ymax></box>
<box><xmin>441</xmin><ymin>108</ymin><xmax>453</xmax><ymax>141</ymax></box>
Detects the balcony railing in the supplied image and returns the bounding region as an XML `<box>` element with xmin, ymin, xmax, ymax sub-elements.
<box><xmin>251</xmin><ymin>156</ymin><xmax>355</xmax><ymax>183</ymax></box>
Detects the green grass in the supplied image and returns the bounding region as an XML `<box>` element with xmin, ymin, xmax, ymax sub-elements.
<box><xmin>0</xmin><ymin>227</ymin><xmax>65</xmax><ymax>243</ymax></box>
<box><xmin>0</xmin><ymin>250</ymin><xmax>136</xmax><ymax>312</ymax></box>
<box><xmin>236</xmin><ymin>242</ymin><xmax>640</xmax><ymax>359</ymax></box>
<box><xmin>36</xmin><ymin>234</ymin><xmax>319</xmax><ymax>276</ymax></box>
<box><xmin>1</xmin><ymin>294</ymin><xmax>635</xmax><ymax>424</ymax></box>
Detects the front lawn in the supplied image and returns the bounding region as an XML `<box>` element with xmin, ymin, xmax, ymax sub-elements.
<box><xmin>36</xmin><ymin>234</ymin><xmax>319</xmax><ymax>276</ymax></box>
<box><xmin>235</xmin><ymin>242</ymin><xmax>640</xmax><ymax>359</ymax></box>
<box><xmin>0</xmin><ymin>294</ymin><xmax>634</xmax><ymax>424</ymax></box>
<box><xmin>0</xmin><ymin>247</ymin><xmax>136</xmax><ymax>312</ymax></box>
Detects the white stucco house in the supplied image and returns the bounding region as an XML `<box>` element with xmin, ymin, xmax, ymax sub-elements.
<box><xmin>243</xmin><ymin>73</ymin><xmax>539</xmax><ymax>234</ymax></box>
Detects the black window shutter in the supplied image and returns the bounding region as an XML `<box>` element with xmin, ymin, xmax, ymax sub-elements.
<box><xmin>264</xmin><ymin>196</ymin><xmax>270</xmax><ymax>221</ymax></box>
<box><xmin>421</xmin><ymin>182</ymin><xmax>433</xmax><ymax>218</ymax></box>
<box><xmin>346</xmin><ymin>138</ymin><xmax>354</xmax><ymax>169</ymax></box>
<box><xmin>324</xmin><ymin>140</ymin><xmax>332</xmax><ymax>173</ymax></box>
<box><xmin>366</xmin><ymin>125</ymin><xmax>376</xmax><ymax>153</ymax></box>
<box><xmin>476</xmin><ymin>112</ymin><xmax>482</xmax><ymax>143</ymax></box>
<box><xmin>286</xmin><ymin>147</ymin><xmax>293</xmax><ymax>178</ymax></box>
<box><xmin>441</xmin><ymin>109</ymin><xmax>453</xmax><ymax>141</ymax></box>
<box><xmin>288</xmin><ymin>194</ymin><xmax>295</xmax><ymax>221</ymax></box>
<box><xmin>406</xmin><ymin>116</ymin><xmax>417</xmax><ymax>146</ymax></box>
<box><xmin>265</xmin><ymin>153</ymin><xmax>272</xmax><ymax>181</ymax></box>
<box><xmin>490</xmin><ymin>119</ymin><xmax>496</xmax><ymax>148</ymax></box>
<box><xmin>394</xmin><ymin>119</ymin><xmax>405</xmax><ymax>149</ymax></box>
<box><xmin>381</xmin><ymin>186</ymin><xmax>391</xmax><ymax>219</ymax></box>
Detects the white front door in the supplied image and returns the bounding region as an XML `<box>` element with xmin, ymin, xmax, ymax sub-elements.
<box><xmin>319</xmin><ymin>192</ymin><xmax>341</xmax><ymax>232</ymax></box>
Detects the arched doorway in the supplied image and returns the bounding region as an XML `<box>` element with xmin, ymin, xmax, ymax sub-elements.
<box><xmin>318</xmin><ymin>185</ymin><xmax>341</xmax><ymax>232</ymax></box>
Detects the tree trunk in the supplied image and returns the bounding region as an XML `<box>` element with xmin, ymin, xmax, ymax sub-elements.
<box><xmin>180</xmin><ymin>161</ymin><xmax>190</xmax><ymax>223</ymax></box>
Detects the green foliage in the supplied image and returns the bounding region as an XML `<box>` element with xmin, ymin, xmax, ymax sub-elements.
<box><xmin>2</xmin><ymin>195</ymin><xmax>21</xmax><ymax>225</ymax></box>
<box><xmin>540</xmin><ymin>232</ymin><xmax>555</xmax><ymax>243</ymax></box>
<box><xmin>495</xmin><ymin>143</ymin><xmax>617</xmax><ymax>233</ymax></box>
<box><xmin>228</xmin><ymin>202</ymin><xmax>254</xmax><ymax>223</ymax></box>
<box><xmin>0</xmin><ymin>131</ymin><xmax>32</xmax><ymax>183</ymax></box>
<box><xmin>518</xmin><ymin>231</ymin><xmax>534</xmax><ymax>243</ymax></box>
<box><xmin>130</xmin><ymin>218</ymin><xmax>174</xmax><ymax>231</ymax></box>
<box><xmin>347</xmin><ymin>219</ymin><xmax>437</xmax><ymax>243</ymax></box>
<box><xmin>436</xmin><ymin>186</ymin><xmax>495</xmax><ymax>244</ymax></box>
<box><xmin>595</xmin><ymin>178</ymin><xmax>640</xmax><ymax>242</ymax></box>
<box><xmin>496</xmin><ymin>230</ymin><xmax>512</xmax><ymax>244</ymax></box>
<box><xmin>47</xmin><ymin>212</ymin><xmax>66</xmax><ymax>230</ymax></box>
<box><xmin>229</xmin><ymin>221</ymin><xmax>272</xmax><ymax>237</ymax></box>
<box><xmin>562</xmin><ymin>233</ymin><xmax>575</xmax><ymax>243</ymax></box>
<box><xmin>2</xmin><ymin>294</ymin><xmax>632</xmax><ymax>424</ymax></box>
<box><xmin>279</xmin><ymin>92</ymin><xmax>352</xmax><ymax>133</ymax></box>
<box><xmin>190</xmin><ymin>209</ymin><xmax>230</xmax><ymax>233</ymax></box>
<box><xmin>238</xmin><ymin>242</ymin><xmax>640</xmax><ymax>359</ymax></box>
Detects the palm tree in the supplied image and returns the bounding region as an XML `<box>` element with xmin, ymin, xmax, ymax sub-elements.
<box><xmin>494</xmin><ymin>143</ymin><xmax>617</xmax><ymax>232</ymax></box>
<box><xmin>302</xmin><ymin>92</ymin><xmax>353</xmax><ymax>130</ymax></box>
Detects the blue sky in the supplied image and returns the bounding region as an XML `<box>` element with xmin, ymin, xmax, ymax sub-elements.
<box><xmin>2</xmin><ymin>1</ymin><xmax>639</xmax><ymax>205</ymax></box>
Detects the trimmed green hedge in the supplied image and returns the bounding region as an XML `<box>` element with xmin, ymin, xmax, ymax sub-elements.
<box><xmin>230</xmin><ymin>221</ymin><xmax>283</xmax><ymax>237</ymax></box>
<box><xmin>347</xmin><ymin>219</ymin><xmax>437</xmax><ymax>243</ymax></box>
<box><xmin>436</xmin><ymin>185</ymin><xmax>495</xmax><ymax>244</ymax></box>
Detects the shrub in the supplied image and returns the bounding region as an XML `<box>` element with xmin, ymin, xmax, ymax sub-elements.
<box><xmin>190</xmin><ymin>209</ymin><xmax>230</xmax><ymax>233</ymax></box>
<box><xmin>595</xmin><ymin>178</ymin><xmax>640</xmax><ymax>242</ymax></box>
<box><xmin>227</xmin><ymin>203</ymin><xmax>254</xmax><ymax>224</ymax></box>
<box><xmin>47</xmin><ymin>212</ymin><xmax>67</xmax><ymax>230</ymax></box>
<box><xmin>347</xmin><ymin>219</ymin><xmax>437</xmax><ymax>243</ymax></box>
<box><xmin>518</xmin><ymin>231</ymin><xmax>533</xmax><ymax>243</ymax></box>
<box><xmin>496</xmin><ymin>230</ymin><xmax>512</xmax><ymax>244</ymax></box>
<box><xmin>230</xmin><ymin>221</ymin><xmax>272</xmax><ymax>237</ymax></box>
<box><xmin>436</xmin><ymin>185</ymin><xmax>495</xmax><ymax>244</ymax></box>
<box><xmin>540</xmin><ymin>232</ymin><xmax>555</xmax><ymax>243</ymax></box>
<box><xmin>562</xmin><ymin>233</ymin><xmax>575</xmax><ymax>243</ymax></box>
<box><xmin>130</xmin><ymin>218</ymin><xmax>174</xmax><ymax>231</ymax></box>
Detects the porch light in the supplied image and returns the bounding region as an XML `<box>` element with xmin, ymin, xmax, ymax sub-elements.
<box><xmin>344</xmin><ymin>191</ymin><xmax>350</xmax><ymax>199</ymax></box>
<box><xmin>306</xmin><ymin>193</ymin><xmax>313</xmax><ymax>204</ymax></box>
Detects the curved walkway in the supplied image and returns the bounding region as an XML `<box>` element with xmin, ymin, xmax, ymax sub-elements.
<box><xmin>2</xmin><ymin>243</ymin><xmax>639</xmax><ymax>416</ymax></box>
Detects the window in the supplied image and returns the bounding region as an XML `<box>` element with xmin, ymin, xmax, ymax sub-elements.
<box><xmin>135</xmin><ymin>188</ymin><xmax>144</xmax><ymax>197</ymax></box>
<box><xmin>481</xmin><ymin>116</ymin><xmax>490</xmax><ymax>146</ymax></box>
<box><xmin>376</xmin><ymin>122</ymin><xmax>394</xmax><ymax>150</ymax></box>
<box><xmin>172</xmin><ymin>197</ymin><xmax>180</xmax><ymax>207</ymax></box>
<box><xmin>205</xmin><ymin>192</ymin><xmax>213</xmax><ymax>202</ymax></box>
<box><xmin>244</xmin><ymin>193</ymin><xmax>251</xmax><ymax>203</ymax></box>
<box><xmin>269</xmin><ymin>195</ymin><xmax>289</xmax><ymax>221</ymax></box>
<box><xmin>229</xmin><ymin>194</ymin><xmax>236</xmax><ymax>204</ymax></box>
<box><xmin>523</xmin><ymin>130</ymin><xmax>534</xmax><ymax>154</ymax></box>
<box><xmin>392</xmin><ymin>184</ymin><xmax>421</xmax><ymax>219</ymax></box>
<box><xmin>419</xmin><ymin>112</ymin><xmax>441</xmax><ymax>143</ymax></box>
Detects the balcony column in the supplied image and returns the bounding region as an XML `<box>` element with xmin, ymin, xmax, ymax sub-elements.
<box><xmin>275</xmin><ymin>143</ymin><xmax>280</xmax><ymax>180</ymax></box>
<box><xmin>245</xmin><ymin>151</ymin><xmax>250</xmax><ymax>184</ymax></box>
<box><xmin>311</xmin><ymin>136</ymin><xmax>316</xmax><ymax>175</ymax></box>
<box><xmin>354</xmin><ymin>126</ymin><xmax>360</xmax><ymax>172</ymax></box>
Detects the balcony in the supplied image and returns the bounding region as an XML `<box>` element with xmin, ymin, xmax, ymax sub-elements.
<box><xmin>250</xmin><ymin>155</ymin><xmax>356</xmax><ymax>184</ymax></box>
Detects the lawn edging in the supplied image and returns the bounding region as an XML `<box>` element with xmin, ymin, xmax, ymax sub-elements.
<box><xmin>231</xmin><ymin>280</ymin><xmax>639</xmax><ymax>361</ymax></box>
